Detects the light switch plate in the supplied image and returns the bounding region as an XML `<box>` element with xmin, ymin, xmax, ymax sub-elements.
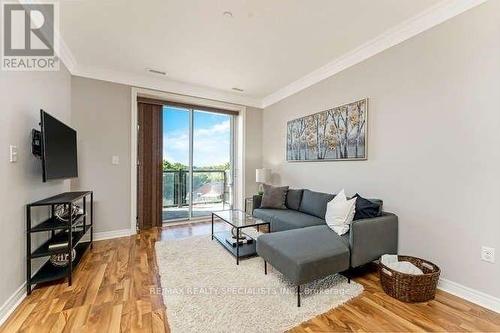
<box><xmin>9</xmin><ymin>145</ymin><xmax>18</xmax><ymax>162</ymax></box>
<box><xmin>112</xmin><ymin>155</ymin><xmax>120</xmax><ymax>165</ymax></box>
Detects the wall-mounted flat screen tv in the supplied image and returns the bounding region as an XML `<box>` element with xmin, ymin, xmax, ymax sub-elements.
<box><xmin>40</xmin><ymin>110</ymin><xmax>78</xmax><ymax>182</ymax></box>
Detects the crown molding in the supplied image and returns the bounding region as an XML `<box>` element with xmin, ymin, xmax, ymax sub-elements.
<box><xmin>50</xmin><ymin>21</ymin><xmax>261</xmax><ymax>107</ymax></box>
<box><xmin>57</xmin><ymin>35</ymin><xmax>77</xmax><ymax>73</ymax></box>
<box><xmin>261</xmin><ymin>0</ymin><xmax>489</xmax><ymax>108</ymax></box>
<box><xmin>53</xmin><ymin>4</ymin><xmax>77</xmax><ymax>73</ymax></box>
<box><xmin>54</xmin><ymin>0</ymin><xmax>487</xmax><ymax>109</ymax></box>
<box><xmin>71</xmin><ymin>65</ymin><xmax>262</xmax><ymax>108</ymax></box>
<box><xmin>18</xmin><ymin>0</ymin><xmax>76</xmax><ymax>73</ymax></box>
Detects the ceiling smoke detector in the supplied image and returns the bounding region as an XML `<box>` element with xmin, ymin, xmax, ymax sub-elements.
<box><xmin>223</xmin><ymin>11</ymin><xmax>233</xmax><ymax>18</ymax></box>
<box><xmin>146</xmin><ymin>68</ymin><xmax>167</xmax><ymax>76</ymax></box>
<box><xmin>232</xmin><ymin>87</ymin><xmax>244</xmax><ymax>92</ymax></box>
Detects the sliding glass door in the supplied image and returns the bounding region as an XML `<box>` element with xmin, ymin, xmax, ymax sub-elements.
<box><xmin>192</xmin><ymin>110</ymin><xmax>233</xmax><ymax>218</ymax></box>
<box><xmin>162</xmin><ymin>106</ymin><xmax>190</xmax><ymax>221</ymax></box>
<box><xmin>163</xmin><ymin>106</ymin><xmax>233</xmax><ymax>222</ymax></box>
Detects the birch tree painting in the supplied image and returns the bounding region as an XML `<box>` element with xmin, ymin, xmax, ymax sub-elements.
<box><xmin>287</xmin><ymin>98</ymin><xmax>367</xmax><ymax>161</ymax></box>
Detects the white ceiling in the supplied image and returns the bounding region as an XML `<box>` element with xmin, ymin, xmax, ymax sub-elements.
<box><xmin>59</xmin><ymin>0</ymin><xmax>478</xmax><ymax>107</ymax></box>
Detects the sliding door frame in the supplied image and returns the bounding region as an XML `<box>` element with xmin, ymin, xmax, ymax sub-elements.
<box><xmin>188</xmin><ymin>108</ymin><xmax>194</xmax><ymax>220</ymax></box>
<box><xmin>130</xmin><ymin>88</ymin><xmax>247</xmax><ymax>233</ymax></box>
<box><xmin>229</xmin><ymin>115</ymin><xmax>235</xmax><ymax>211</ymax></box>
<box><xmin>185</xmin><ymin>108</ymin><xmax>235</xmax><ymax>221</ymax></box>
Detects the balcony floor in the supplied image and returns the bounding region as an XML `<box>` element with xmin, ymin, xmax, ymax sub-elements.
<box><xmin>162</xmin><ymin>202</ymin><xmax>226</xmax><ymax>221</ymax></box>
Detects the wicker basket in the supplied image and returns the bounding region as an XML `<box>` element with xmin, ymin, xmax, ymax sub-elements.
<box><xmin>379</xmin><ymin>255</ymin><xmax>440</xmax><ymax>303</ymax></box>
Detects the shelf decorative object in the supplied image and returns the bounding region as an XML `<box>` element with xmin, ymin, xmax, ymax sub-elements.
<box><xmin>50</xmin><ymin>249</ymin><xmax>77</xmax><ymax>267</ymax></box>
<box><xmin>26</xmin><ymin>191</ymin><xmax>93</xmax><ymax>295</ymax></box>
<box><xmin>54</xmin><ymin>204</ymin><xmax>81</xmax><ymax>223</ymax></box>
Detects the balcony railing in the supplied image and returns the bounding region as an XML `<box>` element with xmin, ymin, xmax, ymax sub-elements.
<box><xmin>163</xmin><ymin>169</ymin><xmax>230</xmax><ymax>209</ymax></box>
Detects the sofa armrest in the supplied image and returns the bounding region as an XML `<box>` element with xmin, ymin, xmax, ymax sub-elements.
<box><xmin>252</xmin><ymin>194</ymin><xmax>263</xmax><ymax>214</ymax></box>
<box><xmin>349</xmin><ymin>212</ymin><xmax>398</xmax><ymax>268</ymax></box>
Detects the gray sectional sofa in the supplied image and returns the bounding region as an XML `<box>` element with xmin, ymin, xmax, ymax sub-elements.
<box><xmin>253</xmin><ymin>189</ymin><xmax>398</xmax><ymax>306</ymax></box>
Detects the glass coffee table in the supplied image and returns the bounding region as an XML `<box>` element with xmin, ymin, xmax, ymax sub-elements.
<box><xmin>211</xmin><ymin>210</ymin><xmax>270</xmax><ymax>265</ymax></box>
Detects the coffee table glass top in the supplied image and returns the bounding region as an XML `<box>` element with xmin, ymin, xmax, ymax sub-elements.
<box><xmin>212</xmin><ymin>209</ymin><xmax>268</xmax><ymax>228</ymax></box>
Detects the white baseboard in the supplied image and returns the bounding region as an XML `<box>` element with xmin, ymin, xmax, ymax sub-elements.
<box><xmin>0</xmin><ymin>283</ymin><xmax>26</xmax><ymax>327</ymax></box>
<box><xmin>438</xmin><ymin>278</ymin><xmax>500</xmax><ymax>313</ymax></box>
<box><xmin>94</xmin><ymin>228</ymin><xmax>135</xmax><ymax>241</ymax></box>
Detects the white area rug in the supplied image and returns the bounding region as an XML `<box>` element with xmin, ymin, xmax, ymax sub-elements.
<box><xmin>155</xmin><ymin>236</ymin><xmax>363</xmax><ymax>333</ymax></box>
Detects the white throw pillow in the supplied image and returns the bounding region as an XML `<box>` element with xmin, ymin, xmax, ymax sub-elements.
<box><xmin>325</xmin><ymin>189</ymin><xmax>357</xmax><ymax>235</ymax></box>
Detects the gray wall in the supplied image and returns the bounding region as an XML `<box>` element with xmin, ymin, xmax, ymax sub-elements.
<box><xmin>0</xmin><ymin>72</ymin><xmax>261</xmax><ymax>314</ymax></box>
<box><xmin>0</xmin><ymin>67</ymin><xmax>71</xmax><ymax>311</ymax></box>
<box><xmin>70</xmin><ymin>76</ymin><xmax>132</xmax><ymax>233</ymax></box>
<box><xmin>245</xmin><ymin>107</ymin><xmax>263</xmax><ymax>197</ymax></box>
<box><xmin>262</xmin><ymin>1</ymin><xmax>500</xmax><ymax>297</ymax></box>
<box><xmin>70</xmin><ymin>77</ymin><xmax>263</xmax><ymax>230</ymax></box>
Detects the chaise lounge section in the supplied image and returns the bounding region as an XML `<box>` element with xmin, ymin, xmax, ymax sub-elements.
<box><xmin>254</xmin><ymin>189</ymin><xmax>398</xmax><ymax>306</ymax></box>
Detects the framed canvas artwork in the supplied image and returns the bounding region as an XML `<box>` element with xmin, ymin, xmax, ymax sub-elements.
<box><xmin>286</xmin><ymin>98</ymin><xmax>368</xmax><ymax>161</ymax></box>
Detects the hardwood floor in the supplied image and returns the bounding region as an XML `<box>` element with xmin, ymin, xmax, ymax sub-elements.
<box><xmin>2</xmin><ymin>221</ymin><xmax>499</xmax><ymax>332</ymax></box>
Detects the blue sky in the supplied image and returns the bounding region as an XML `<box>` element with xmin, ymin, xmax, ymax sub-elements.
<box><xmin>163</xmin><ymin>106</ymin><xmax>231</xmax><ymax>167</ymax></box>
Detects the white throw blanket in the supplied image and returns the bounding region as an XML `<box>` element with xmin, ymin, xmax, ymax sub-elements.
<box><xmin>381</xmin><ymin>254</ymin><xmax>423</xmax><ymax>275</ymax></box>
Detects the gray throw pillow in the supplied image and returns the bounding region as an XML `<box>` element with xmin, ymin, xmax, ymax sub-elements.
<box><xmin>299</xmin><ymin>189</ymin><xmax>335</xmax><ymax>219</ymax></box>
<box><xmin>260</xmin><ymin>184</ymin><xmax>289</xmax><ymax>209</ymax></box>
<box><xmin>286</xmin><ymin>189</ymin><xmax>303</xmax><ymax>210</ymax></box>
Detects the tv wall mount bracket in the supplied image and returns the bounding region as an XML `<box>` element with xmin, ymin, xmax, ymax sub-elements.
<box><xmin>32</xmin><ymin>128</ymin><xmax>42</xmax><ymax>158</ymax></box>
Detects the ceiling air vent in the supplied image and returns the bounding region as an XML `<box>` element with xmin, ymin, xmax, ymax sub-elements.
<box><xmin>146</xmin><ymin>68</ymin><xmax>167</xmax><ymax>76</ymax></box>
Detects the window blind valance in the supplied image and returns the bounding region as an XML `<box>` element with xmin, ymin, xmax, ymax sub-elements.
<box><xmin>137</xmin><ymin>97</ymin><xmax>239</xmax><ymax>116</ymax></box>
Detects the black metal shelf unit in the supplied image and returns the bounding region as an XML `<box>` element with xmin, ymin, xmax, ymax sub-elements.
<box><xmin>26</xmin><ymin>191</ymin><xmax>93</xmax><ymax>294</ymax></box>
